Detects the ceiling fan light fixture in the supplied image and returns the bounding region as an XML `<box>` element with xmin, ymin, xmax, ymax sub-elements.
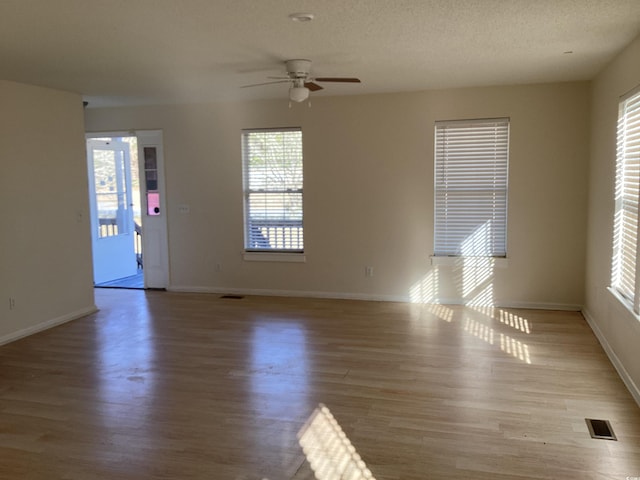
<box><xmin>289</xmin><ymin>86</ymin><xmax>310</xmax><ymax>102</ymax></box>
<box><xmin>289</xmin><ymin>12</ymin><xmax>314</xmax><ymax>22</ymax></box>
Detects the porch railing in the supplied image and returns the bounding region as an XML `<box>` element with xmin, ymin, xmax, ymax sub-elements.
<box><xmin>97</xmin><ymin>218</ymin><xmax>143</xmax><ymax>268</ymax></box>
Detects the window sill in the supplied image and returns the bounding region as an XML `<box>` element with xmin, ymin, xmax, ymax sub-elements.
<box><xmin>607</xmin><ymin>287</ymin><xmax>640</xmax><ymax>321</ymax></box>
<box><xmin>430</xmin><ymin>256</ymin><xmax>509</xmax><ymax>268</ymax></box>
<box><xmin>243</xmin><ymin>252</ymin><xmax>306</xmax><ymax>263</ymax></box>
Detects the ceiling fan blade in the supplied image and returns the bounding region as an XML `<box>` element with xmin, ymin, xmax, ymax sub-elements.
<box><xmin>240</xmin><ymin>80</ymin><xmax>290</xmax><ymax>88</ymax></box>
<box><xmin>314</xmin><ymin>77</ymin><xmax>361</xmax><ymax>83</ymax></box>
<box><xmin>304</xmin><ymin>82</ymin><xmax>324</xmax><ymax>92</ymax></box>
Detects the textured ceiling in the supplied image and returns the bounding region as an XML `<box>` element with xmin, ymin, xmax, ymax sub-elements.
<box><xmin>1</xmin><ymin>0</ymin><xmax>639</xmax><ymax>107</ymax></box>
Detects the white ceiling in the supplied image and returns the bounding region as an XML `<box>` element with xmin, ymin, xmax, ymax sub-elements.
<box><xmin>1</xmin><ymin>0</ymin><xmax>639</xmax><ymax>107</ymax></box>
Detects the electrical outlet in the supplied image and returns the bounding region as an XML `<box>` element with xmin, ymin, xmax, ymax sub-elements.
<box><xmin>215</xmin><ymin>263</ymin><xmax>221</xmax><ymax>272</ymax></box>
<box><xmin>8</xmin><ymin>297</ymin><xmax>15</xmax><ymax>310</ymax></box>
<box><xmin>365</xmin><ymin>266</ymin><xmax>374</xmax><ymax>277</ymax></box>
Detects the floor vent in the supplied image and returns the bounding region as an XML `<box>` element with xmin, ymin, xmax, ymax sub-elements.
<box><xmin>220</xmin><ymin>294</ymin><xmax>245</xmax><ymax>299</ymax></box>
<box><xmin>585</xmin><ymin>418</ymin><xmax>617</xmax><ymax>441</ymax></box>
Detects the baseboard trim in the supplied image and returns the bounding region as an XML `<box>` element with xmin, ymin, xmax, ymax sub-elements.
<box><xmin>167</xmin><ymin>285</ymin><xmax>409</xmax><ymax>303</ymax></box>
<box><xmin>415</xmin><ymin>296</ymin><xmax>581</xmax><ymax>311</ymax></box>
<box><xmin>582</xmin><ymin>307</ymin><xmax>640</xmax><ymax>408</ymax></box>
<box><xmin>0</xmin><ymin>305</ymin><xmax>98</xmax><ymax>347</ymax></box>
<box><xmin>459</xmin><ymin>300</ymin><xmax>581</xmax><ymax>311</ymax></box>
<box><xmin>167</xmin><ymin>285</ymin><xmax>582</xmax><ymax>311</ymax></box>
<box><xmin>503</xmin><ymin>303</ymin><xmax>581</xmax><ymax>311</ymax></box>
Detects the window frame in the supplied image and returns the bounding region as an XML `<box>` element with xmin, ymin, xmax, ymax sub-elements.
<box><xmin>611</xmin><ymin>86</ymin><xmax>640</xmax><ymax>314</ymax></box>
<box><xmin>433</xmin><ymin>117</ymin><xmax>510</xmax><ymax>258</ymax></box>
<box><xmin>241</xmin><ymin>127</ymin><xmax>304</xmax><ymax>255</ymax></box>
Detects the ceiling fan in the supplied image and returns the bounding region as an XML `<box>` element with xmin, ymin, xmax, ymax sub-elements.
<box><xmin>241</xmin><ymin>59</ymin><xmax>361</xmax><ymax>103</ymax></box>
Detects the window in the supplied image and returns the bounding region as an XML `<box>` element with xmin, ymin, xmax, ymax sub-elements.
<box><xmin>612</xmin><ymin>87</ymin><xmax>640</xmax><ymax>313</ymax></box>
<box><xmin>434</xmin><ymin>118</ymin><xmax>509</xmax><ymax>257</ymax></box>
<box><xmin>242</xmin><ymin>128</ymin><xmax>304</xmax><ymax>252</ymax></box>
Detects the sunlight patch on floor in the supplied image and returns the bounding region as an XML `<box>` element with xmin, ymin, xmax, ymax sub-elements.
<box><xmin>424</xmin><ymin>303</ymin><xmax>454</xmax><ymax>322</ymax></box>
<box><xmin>298</xmin><ymin>404</ymin><xmax>375</xmax><ymax>480</ymax></box>
<box><xmin>500</xmin><ymin>333</ymin><xmax>531</xmax><ymax>364</ymax></box>
<box><xmin>464</xmin><ymin>316</ymin><xmax>532</xmax><ymax>364</ymax></box>
<box><xmin>499</xmin><ymin>310</ymin><xmax>531</xmax><ymax>333</ymax></box>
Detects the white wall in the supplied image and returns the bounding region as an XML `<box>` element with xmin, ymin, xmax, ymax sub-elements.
<box><xmin>584</xmin><ymin>34</ymin><xmax>640</xmax><ymax>404</ymax></box>
<box><xmin>85</xmin><ymin>81</ymin><xmax>589</xmax><ymax>308</ymax></box>
<box><xmin>0</xmin><ymin>80</ymin><xmax>95</xmax><ymax>343</ymax></box>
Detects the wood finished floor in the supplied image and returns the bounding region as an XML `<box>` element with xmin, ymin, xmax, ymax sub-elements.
<box><xmin>0</xmin><ymin>289</ymin><xmax>639</xmax><ymax>479</ymax></box>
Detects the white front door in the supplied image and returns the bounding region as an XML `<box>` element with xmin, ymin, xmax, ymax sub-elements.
<box><xmin>87</xmin><ymin>139</ymin><xmax>137</xmax><ymax>284</ymax></box>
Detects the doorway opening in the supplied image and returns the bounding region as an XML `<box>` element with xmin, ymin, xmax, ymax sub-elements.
<box><xmin>87</xmin><ymin>136</ymin><xmax>143</xmax><ymax>289</ymax></box>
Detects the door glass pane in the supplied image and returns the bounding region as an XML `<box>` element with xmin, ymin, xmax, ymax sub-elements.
<box><xmin>93</xmin><ymin>149</ymin><xmax>130</xmax><ymax>238</ymax></box>
<box><xmin>144</xmin><ymin>147</ymin><xmax>160</xmax><ymax>216</ymax></box>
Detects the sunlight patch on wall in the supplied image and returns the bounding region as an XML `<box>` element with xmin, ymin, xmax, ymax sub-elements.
<box><xmin>452</xmin><ymin>255</ymin><xmax>495</xmax><ymax>307</ymax></box>
<box><xmin>408</xmin><ymin>269</ymin><xmax>455</xmax><ymax>323</ymax></box>
<box><xmin>457</xmin><ymin>221</ymin><xmax>498</xmax><ymax>306</ymax></box>
<box><xmin>466</xmin><ymin>282</ymin><xmax>494</xmax><ymax>307</ymax></box>
<box><xmin>461</xmin><ymin>257</ymin><xmax>495</xmax><ymax>298</ymax></box>
<box><xmin>409</xmin><ymin>267</ymin><xmax>439</xmax><ymax>303</ymax></box>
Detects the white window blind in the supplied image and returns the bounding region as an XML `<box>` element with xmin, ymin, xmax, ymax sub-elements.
<box><xmin>434</xmin><ymin>118</ymin><xmax>509</xmax><ymax>257</ymax></box>
<box><xmin>242</xmin><ymin>128</ymin><xmax>303</xmax><ymax>252</ymax></box>
<box><xmin>612</xmin><ymin>87</ymin><xmax>640</xmax><ymax>312</ymax></box>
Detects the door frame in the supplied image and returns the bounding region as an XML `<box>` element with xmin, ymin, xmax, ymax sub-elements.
<box><xmin>87</xmin><ymin>138</ymin><xmax>137</xmax><ymax>284</ymax></box>
<box><xmin>85</xmin><ymin>130</ymin><xmax>170</xmax><ymax>289</ymax></box>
